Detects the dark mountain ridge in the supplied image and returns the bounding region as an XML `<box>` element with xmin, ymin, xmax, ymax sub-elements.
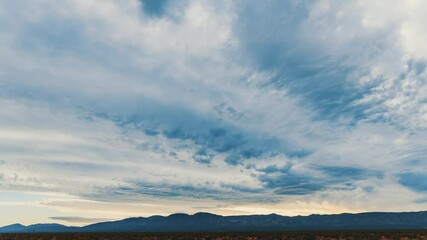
<box><xmin>1</xmin><ymin>211</ymin><xmax>427</xmax><ymax>233</ymax></box>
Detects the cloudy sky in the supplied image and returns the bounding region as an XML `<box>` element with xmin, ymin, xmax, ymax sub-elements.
<box><xmin>1</xmin><ymin>0</ymin><xmax>427</xmax><ymax>226</ymax></box>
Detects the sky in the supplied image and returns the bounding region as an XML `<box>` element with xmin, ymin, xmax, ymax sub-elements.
<box><xmin>0</xmin><ymin>0</ymin><xmax>427</xmax><ymax>227</ymax></box>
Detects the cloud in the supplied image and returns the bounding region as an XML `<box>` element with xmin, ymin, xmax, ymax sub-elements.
<box><xmin>316</xmin><ymin>166</ymin><xmax>382</xmax><ymax>180</ymax></box>
<box><xmin>0</xmin><ymin>0</ymin><xmax>427</xmax><ymax>226</ymax></box>
<box><xmin>49</xmin><ymin>216</ymin><xmax>110</xmax><ymax>223</ymax></box>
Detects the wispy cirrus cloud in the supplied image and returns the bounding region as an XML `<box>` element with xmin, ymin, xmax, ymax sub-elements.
<box><xmin>0</xmin><ymin>0</ymin><xmax>427</xmax><ymax>226</ymax></box>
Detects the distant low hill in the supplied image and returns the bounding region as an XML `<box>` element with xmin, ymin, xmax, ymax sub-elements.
<box><xmin>2</xmin><ymin>211</ymin><xmax>427</xmax><ymax>233</ymax></box>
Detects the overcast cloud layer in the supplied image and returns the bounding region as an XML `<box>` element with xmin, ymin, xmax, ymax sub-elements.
<box><xmin>1</xmin><ymin>0</ymin><xmax>427</xmax><ymax>226</ymax></box>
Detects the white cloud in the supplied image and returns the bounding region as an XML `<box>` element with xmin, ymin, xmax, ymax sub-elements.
<box><xmin>0</xmin><ymin>0</ymin><xmax>427</xmax><ymax>226</ymax></box>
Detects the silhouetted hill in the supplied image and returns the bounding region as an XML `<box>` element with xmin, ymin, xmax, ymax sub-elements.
<box><xmin>0</xmin><ymin>223</ymin><xmax>77</xmax><ymax>233</ymax></box>
<box><xmin>2</xmin><ymin>211</ymin><xmax>427</xmax><ymax>233</ymax></box>
<box><xmin>0</xmin><ymin>224</ymin><xmax>26</xmax><ymax>233</ymax></box>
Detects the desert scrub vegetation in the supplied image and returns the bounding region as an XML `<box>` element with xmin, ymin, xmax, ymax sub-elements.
<box><xmin>0</xmin><ymin>231</ymin><xmax>426</xmax><ymax>240</ymax></box>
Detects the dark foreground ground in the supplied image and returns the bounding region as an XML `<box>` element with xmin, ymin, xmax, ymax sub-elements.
<box><xmin>1</xmin><ymin>231</ymin><xmax>427</xmax><ymax>240</ymax></box>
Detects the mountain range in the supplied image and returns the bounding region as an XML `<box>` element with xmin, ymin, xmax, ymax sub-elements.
<box><xmin>1</xmin><ymin>211</ymin><xmax>427</xmax><ymax>233</ymax></box>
